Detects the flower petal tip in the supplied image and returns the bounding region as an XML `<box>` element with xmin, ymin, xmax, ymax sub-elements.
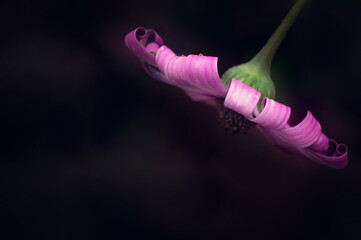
<box><xmin>125</xmin><ymin>27</ymin><xmax>163</xmax><ymax>66</ymax></box>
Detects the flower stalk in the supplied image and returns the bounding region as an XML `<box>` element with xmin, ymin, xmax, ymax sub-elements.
<box><xmin>250</xmin><ymin>0</ymin><xmax>308</xmax><ymax>76</ymax></box>
<box><xmin>221</xmin><ymin>0</ymin><xmax>308</xmax><ymax>109</ymax></box>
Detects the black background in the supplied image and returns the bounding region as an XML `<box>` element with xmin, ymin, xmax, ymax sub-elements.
<box><xmin>1</xmin><ymin>0</ymin><xmax>361</xmax><ymax>239</ymax></box>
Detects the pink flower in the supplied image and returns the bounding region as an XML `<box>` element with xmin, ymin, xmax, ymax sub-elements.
<box><xmin>125</xmin><ymin>28</ymin><xmax>348</xmax><ymax>168</ymax></box>
<box><xmin>125</xmin><ymin>27</ymin><xmax>347</xmax><ymax>168</ymax></box>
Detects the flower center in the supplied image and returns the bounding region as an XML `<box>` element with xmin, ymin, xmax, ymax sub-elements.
<box><xmin>215</xmin><ymin>99</ymin><xmax>256</xmax><ymax>134</ymax></box>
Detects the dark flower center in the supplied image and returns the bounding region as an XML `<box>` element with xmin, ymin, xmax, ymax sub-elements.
<box><xmin>215</xmin><ymin>99</ymin><xmax>256</xmax><ymax>134</ymax></box>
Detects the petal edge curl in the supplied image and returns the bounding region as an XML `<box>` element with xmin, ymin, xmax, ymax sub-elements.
<box><xmin>125</xmin><ymin>27</ymin><xmax>163</xmax><ymax>66</ymax></box>
<box><xmin>279</xmin><ymin>111</ymin><xmax>322</xmax><ymax>148</ymax></box>
<box><xmin>253</xmin><ymin>98</ymin><xmax>291</xmax><ymax>129</ymax></box>
<box><xmin>224</xmin><ymin>79</ymin><xmax>261</xmax><ymax>118</ymax></box>
<box><xmin>298</xmin><ymin>145</ymin><xmax>348</xmax><ymax>169</ymax></box>
<box><xmin>155</xmin><ymin>46</ymin><xmax>227</xmax><ymax>98</ymax></box>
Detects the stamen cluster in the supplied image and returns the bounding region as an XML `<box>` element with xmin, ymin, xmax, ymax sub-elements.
<box><xmin>216</xmin><ymin>99</ymin><xmax>256</xmax><ymax>134</ymax></box>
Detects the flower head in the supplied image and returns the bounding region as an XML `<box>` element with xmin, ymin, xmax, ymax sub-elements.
<box><xmin>124</xmin><ymin>0</ymin><xmax>348</xmax><ymax>168</ymax></box>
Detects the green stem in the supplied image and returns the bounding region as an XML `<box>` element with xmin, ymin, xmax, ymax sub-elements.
<box><xmin>249</xmin><ymin>0</ymin><xmax>307</xmax><ymax>76</ymax></box>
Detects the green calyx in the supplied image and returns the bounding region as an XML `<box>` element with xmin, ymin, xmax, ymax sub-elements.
<box><xmin>221</xmin><ymin>62</ymin><xmax>276</xmax><ymax>100</ymax></box>
<box><xmin>221</xmin><ymin>0</ymin><xmax>307</xmax><ymax>111</ymax></box>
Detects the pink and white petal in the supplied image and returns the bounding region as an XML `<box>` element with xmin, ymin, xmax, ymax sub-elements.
<box><xmin>146</xmin><ymin>42</ymin><xmax>160</xmax><ymax>52</ymax></box>
<box><xmin>253</xmin><ymin>98</ymin><xmax>291</xmax><ymax>129</ymax></box>
<box><xmin>309</xmin><ymin>133</ymin><xmax>329</xmax><ymax>152</ymax></box>
<box><xmin>125</xmin><ymin>27</ymin><xmax>163</xmax><ymax>66</ymax></box>
<box><xmin>257</xmin><ymin>126</ymin><xmax>298</xmax><ymax>153</ymax></box>
<box><xmin>258</xmin><ymin>125</ymin><xmax>348</xmax><ymax>168</ymax></box>
<box><xmin>224</xmin><ymin>79</ymin><xmax>261</xmax><ymax>118</ymax></box>
<box><xmin>298</xmin><ymin>146</ymin><xmax>348</xmax><ymax>169</ymax></box>
<box><xmin>184</xmin><ymin>55</ymin><xmax>227</xmax><ymax>98</ymax></box>
<box><xmin>155</xmin><ymin>46</ymin><xmax>177</xmax><ymax>75</ymax></box>
<box><xmin>156</xmin><ymin>46</ymin><xmax>227</xmax><ymax>98</ymax></box>
<box><xmin>184</xmin><ymin>90</ymin><xmax>216</xmax><ymax>106</ymax></box>
<box><xmin>165</xmin><ymin>55</ymin><xmax>188</xmax><ymax>86</ymax></box>
<box><xmin>279</xmin><ymin>111</ymin><xmax>322</xmax><ymax>148</ymax></box>
<box><xmin>143</xmin><ymin>62</ymin><xmax>172</xmax><ymax>84</ymax></box>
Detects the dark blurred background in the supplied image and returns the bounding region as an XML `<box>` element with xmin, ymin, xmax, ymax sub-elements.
<box><xmin>1</xmin><ymin>0</ymin><xmax>360</xmax><ymax>239</ymax></box>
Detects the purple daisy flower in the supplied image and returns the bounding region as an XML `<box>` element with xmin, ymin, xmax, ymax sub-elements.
<box><xmin>124</xmin><ymin>0</ymin><xmax>348</xmax><ymax>168</ymax></box>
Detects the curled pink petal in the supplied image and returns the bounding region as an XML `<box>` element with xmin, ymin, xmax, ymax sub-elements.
<box><xmin>183</xmin><ymin>54</ymin><xmax>227</xmax><ymax>98</ymax></box>
<box><xmin>279</xmin><ymin>111</ymin><xmax>321</xmax><ymax>148</ymax></box>
<box><xmin>166</xmin><ymin>54</ymin><xmax>188</xmax><ymax>85</ymax></box>
<box><xmin>257</xmin><ymin>125</ymin><xmax>298</xmax><ymax>152</ymax></box>
<box><xmin>259</xmin><ymin>126</ymin><xmax>348</xmax><ymax>168</ymax></box>
<box><xmin>224</xmin><ymin>79</ymin><xmax>261</xmax><ymax>118</ymax></box>
<box><xmin>253</xmin><ymin>98</ymin><xmax>291</xmax><ymax>129</ymax></box>
<box><xmin>155</xmin><ymin>46</ymin><xmax>227</xmax><ymax>98</ymax></box>
<box><xmin>298</xmin><ymin>145</ymin><xmax>348</xmax><ymax>169</ymax></box>
<box><xmin>336</xmin><ymin>144</ymin><xmax>347</xmax><ymax>156</ymax></box>
<box><xmin>184</xmin><ymin>90</ymin><xmax>216</xmax><ymax>106</ymax></box>
<box><xmin>309</xmin><ymin>133</ymin><xmax>328</xmax><ymax>152</ymax></box>
<box><xmin>146</xmin><ymin>42</ymin><xmax>160</xmax><ymax>52</ymax></box>
<box><xmin>324</xmin><ymin>140</ymin><xmax>337</xmax><ymax>157</ymax></box>
<box><xmin>155</xmin><ymin>46</ymin><xmax>177</xmax><ymax>78</ymax></box>
<box><xmin>143</xmin><ymin>62</ymin><xmax>171</xmax><ymax>84</ymax></box>
<box><xmin>125</xmin><ymin>27</ymin><xmax>163</xmax><ymax>66</ymax></box>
